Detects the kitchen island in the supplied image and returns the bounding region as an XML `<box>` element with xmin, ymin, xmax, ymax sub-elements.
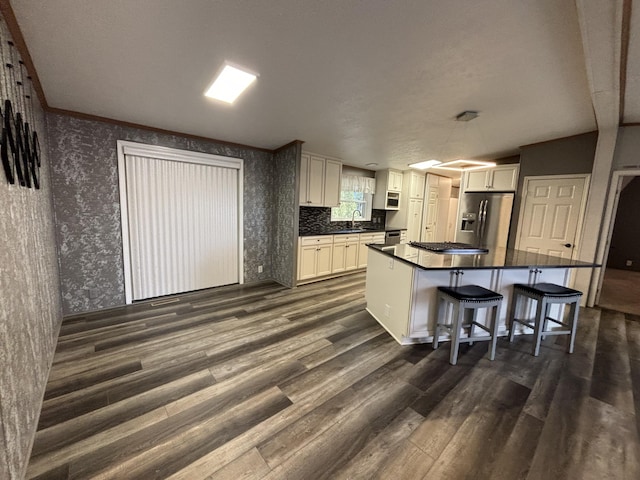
<box><xmin>365</xmin><ymin>243</ymin><xmax>599</xmax><ymax>345</ymax></box>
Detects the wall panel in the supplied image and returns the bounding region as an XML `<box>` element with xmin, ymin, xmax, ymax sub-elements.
<box><xmin>0</xmin><ymin>19</ymin><xmax>62</xmax><ymax>480</ymax></box>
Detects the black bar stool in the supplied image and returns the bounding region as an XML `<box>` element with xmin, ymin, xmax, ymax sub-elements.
<box><xmin>433</xmin><ymin>285</ymin><xmax>503</xmax><ymax>365</ymax></box>
<box><xmin>508</xmin><ymin>283</ymin><xmax>582</xmax><ymax>356</ymax></box>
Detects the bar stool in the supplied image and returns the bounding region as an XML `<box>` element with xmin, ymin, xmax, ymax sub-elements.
<box><xmin>508</xmin><ymin>283</ymin><xmax>582</xmax><ymax>356</ymax></box>
<box><xmin>433</xmin><ymin>285</ymin><xmax>503</xmax><ymax>365</ymax></box>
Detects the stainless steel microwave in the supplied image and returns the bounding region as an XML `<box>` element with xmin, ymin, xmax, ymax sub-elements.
<box><xmin>386</xmin><ymin>192</ymin><xmax>400</xmax><ymax>210</ymax></box>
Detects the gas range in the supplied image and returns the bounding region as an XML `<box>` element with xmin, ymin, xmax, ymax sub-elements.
<box><xmin>409</xmin><ymin>242</ymin><xmax>489</xmax><ymax>254</ymax></box>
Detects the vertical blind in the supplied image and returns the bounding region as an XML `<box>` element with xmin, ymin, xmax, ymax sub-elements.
<box><xmin>125</xmin><ymin>154</ymin><xmax>239</xmax><ymax>301</ymax></box>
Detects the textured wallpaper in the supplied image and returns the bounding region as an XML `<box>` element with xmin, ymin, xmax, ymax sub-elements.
<box><xmin>0</xmin><ymin>31</ymin><xmax>62</xmax><ymax>480</ymax></box>
<box><xmin>47</xmin><ymin>113</ymin><xmax>276</xmax><ymax>314</ymax></box>
<box><xmin>271</xmin><ymin>142</ymin><xmax>301</xmax><ymax>287</ymax></box>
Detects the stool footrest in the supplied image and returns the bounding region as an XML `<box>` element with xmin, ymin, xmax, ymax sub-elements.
<box><xmin>511</xmin><ymin>318</ymin><xmax>536</xmax><ymax>330</ymax></box>
<box><xmin>545</xmin><ymin>317</ymin><xmax>570</xmax><ymax>328</ymax></box>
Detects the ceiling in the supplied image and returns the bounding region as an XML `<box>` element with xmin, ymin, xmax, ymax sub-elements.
<box><xmin>9</xmin><ymin>0</ymin><xmax>637</xmax><ymax>174</ymax></box>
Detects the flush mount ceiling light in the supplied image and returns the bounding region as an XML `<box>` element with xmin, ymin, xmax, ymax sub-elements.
<box><xmin>408</xmin><ymin>159</ymin><xmax>442</xmax><ymax>170</ymax></box>
<box><xmin>204</xmin><ymin>63</ymin><xmax>258</xmax><ymax>103</ymax></box>
<box><xmin>365</xmin><ymin>162</ymin><xmax>378</xmax><ymax>167</ymax></box>
<box><xmin>455</xmin><ymin>110</ymin><xmax>479</xmax><ymax>122</ymax></box>
<box><xmin>434</xmin><ymin>159</ymin><xmax>496</xmax><ymax>171</ymax></box>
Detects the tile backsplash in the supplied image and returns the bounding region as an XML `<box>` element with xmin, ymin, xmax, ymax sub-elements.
<box><xmin>299</xmin><ymin>207</ymin><xmax>386</xmax><ymax>235</ymax></box>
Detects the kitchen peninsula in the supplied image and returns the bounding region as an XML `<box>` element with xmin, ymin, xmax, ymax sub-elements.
<box><xmin>365</xmin><ymin>243</ymin><xmax>599</xmax><ymax>345</ymax></box>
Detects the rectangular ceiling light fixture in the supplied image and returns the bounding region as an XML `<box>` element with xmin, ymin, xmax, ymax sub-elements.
<box><xmin>409</xmin><ymin>159</ymin><xmax>442</xmax><ymax>170</ymax></box>
<box><xmin>204</xmin><ymin>63</ymin><xmax>257</xmax><ymax>103</ymax></box>
<box><xmin>435</xmin><ymin>159</ymin><xmax>496</xmax><ymax>171</ymax></box>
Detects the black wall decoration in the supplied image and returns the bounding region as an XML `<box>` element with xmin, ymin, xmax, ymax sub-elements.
<box><xmin>0</xmin><ymin>18</ymin><xmax>40</xmax><ymax>189</ymax></box>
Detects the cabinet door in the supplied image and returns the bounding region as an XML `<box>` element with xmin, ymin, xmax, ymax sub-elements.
<box><xmin>332</xmin><ymin>242</ymin><xmax>347</xmax><ymax>273</ymax></box>
<box><xmin>410</xmin><ymin>173</ymin><xmax>426</xmax><ymax>199</ymax></box>
<box><xmin>464</xmin><ymin>170</ymin><xmax>489</xmax><ymax>191</ymax></box>
<box><xmin>298</xmin><ymin>245</ymin><xmax>318</xmax><ymax>280</ymax></box>
<box><xmin>358</xmin><ymin>241</ymin><xmax>369</xmax><ymax>268</ymax></box>
<box><xmin>299</xmin><ymin>154</ymin><xmax>310</xmax><ymax>205</ymax></box>
<box><xmin>344</xmin><ymin>241</ymin><xmax>359</xmax><ymax>270</ymax></box>
<box><xmin>389</xmin><ymin>171</ymin><xmax>403</xmax><ymax>192</ymax></box>
<box><xmin>316</xmin><ymin>244</ymin><xmax>333</xmax><ymax>276</ymax></box>
<box><xmin>306</xmin><ymin>156</ymin><xmax>325</xmax><ymax>206</ymax></box>
<box><xmin>323</xmin><ymin>159</ymin><xmax>342</xmax><ymax>207</ymax></box>
<box><xmin>490</xmin><ymin>165</ymin><xmax>519</xmax><ymax>191</ymax></box>
<box><xmin>407</xmin><ymin>199</ymin><xmax>423</xmax><ymax>242</ymax></box>
<box><xmin>421</xmin><ymin>189</ymin><xmax>438</xmax><ymax>242</ymax></box>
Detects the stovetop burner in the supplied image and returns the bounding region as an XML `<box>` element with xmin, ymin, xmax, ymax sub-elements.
<box><xmin>409</xmin><ymin>241</ymin><xmax>489</xmax><ymax>254</ymax></box>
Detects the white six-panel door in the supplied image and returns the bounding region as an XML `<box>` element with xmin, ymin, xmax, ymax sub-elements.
<box><xmin>515</xmin><ymin>175</ymin><xmax>589</xmax><ymax>259</ymax></box>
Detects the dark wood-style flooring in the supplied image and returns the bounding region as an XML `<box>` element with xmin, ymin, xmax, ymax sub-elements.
<box><xmin>27</xmin><ymin>272</ymin><xmax>640</xmax><ymax>479</ymax></box>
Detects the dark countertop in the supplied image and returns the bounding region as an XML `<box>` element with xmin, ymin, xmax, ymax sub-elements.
<box><xmin>299</xmin><ymin>228</ymin><xmax>387</xmax><ymax>237</ymax></box>
<box><xmin>368</xmin><ymin>243</ymin><xmax>600</xmax><ymax>270</ymax></box>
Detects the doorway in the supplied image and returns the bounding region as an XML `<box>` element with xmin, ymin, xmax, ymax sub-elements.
<box><xmin>117</xmin><ymin>141</ymin><xmax>244</xmax><ymax>303</ymax></box>
<box><xmin>595</xmin><ymin>170</ymin><xmax>640</xmax><ymax>315</ymax></box>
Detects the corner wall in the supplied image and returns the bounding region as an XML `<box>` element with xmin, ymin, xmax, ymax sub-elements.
<box><xmin>0</xmin><ymin>26</ymin><xmax>62</xmax><ymax>480</ymax></box>
<box><xmin>271</xmin><ymin>141</ymin><xmax>301</xmax><ymax>287</ymax></box>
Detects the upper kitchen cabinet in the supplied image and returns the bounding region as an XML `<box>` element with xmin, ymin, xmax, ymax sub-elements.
<box><xmin>462</xmin><ymin>164</ymin><xmax>519</xmax><ymax>192</ymax></box>
<box><xmin>406</xmin><ymin>171</ymin><xmax>426</xmax><ymax>199</ymax></box>
<box><xmin>372</xmin><ymin>169</ymin><xmax>403</xmax><ymax>210</ymax></box>
<box><xmin>388</xmin><ymin>170</ymin><xmax>403</xmax><ymax>192</ymax></box>
<box><xmin>299</xmin><ymin>153</ymin><xmax>342</xmax><ymax>207</ymax></box>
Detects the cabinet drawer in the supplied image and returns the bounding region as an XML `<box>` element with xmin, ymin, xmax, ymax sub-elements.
<box><xmin>360</xmin><ymin>233</ymin><xmax>385</xmax><ymax>243</ymax></box>
<box><xmin>333</xmin><ymin>234</ymin><xmax>360</xmax><ymax>244</ymax></box>
<box><xmin>300</xmin><ymin>235</ymin><xmax>333</xmax><ymax>246</ymax></box>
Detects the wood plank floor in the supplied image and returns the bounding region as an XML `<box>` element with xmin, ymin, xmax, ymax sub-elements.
<box><xmin>27</xmin><ymin>272</ymin><xmax>640</xmax><ymax>479</ymax></box>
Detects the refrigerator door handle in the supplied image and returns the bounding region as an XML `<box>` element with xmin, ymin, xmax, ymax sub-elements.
<box><xmin>479</xmin><ymin>200</ymin><xmax>488</xmax><ymax>241</ymax></box>
<box><xmin>477</xmin><ymin>200</ymin><xmax>484</xmax><ymax>237</ymax></box>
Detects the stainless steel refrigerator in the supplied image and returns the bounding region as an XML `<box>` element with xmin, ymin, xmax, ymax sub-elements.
<box><xmin>455</xmin><ymin>192</ymin><xmax>514</xmax><ymax>249</ymax></box>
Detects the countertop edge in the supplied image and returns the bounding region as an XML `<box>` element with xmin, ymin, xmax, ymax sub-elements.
<box><xmin>367</xmin><ymin>244</ymin><xmax>602</xmax><ymax>271</ymax></box>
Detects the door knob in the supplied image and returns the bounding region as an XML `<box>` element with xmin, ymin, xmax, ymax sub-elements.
<box><xmin>564</xmin><ymin>243</ymin><xmax>573</xmax><ymax>248</ymax></box>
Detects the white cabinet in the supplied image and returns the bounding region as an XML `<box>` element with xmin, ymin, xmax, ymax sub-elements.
<box><xmin>323</xmin><ymin>159</ymin><xmax>342</xmax><ymax>207</ymax></box>
<box><xmin>462</xmin><ymin>164</ymin><xmax>519</xmax><ymax>192</ymax></box>
<box><xmin>375</xmin><ymin>169</ymin><xmax>403</xmax><ymax>193</ymax></box>
<box><xmin>299</xmin><ymin>153</ymin><xmax>343</xmax><ymax>207</ymax></box>
<box><xmin>437</xmin><ymin>176</ymin><xmax>453</xmax><ymax>241</ymax></box>
<box><xmin>422</xmin><ymin>188</ymin><xmax>438</xmax><ymax>242</ymax></box>
<box><xmin>408</xmin><ymin>172</ymin><xmax>426</xmax><ymax>199</ymax></box>
<box><xmin>298</xmin><ymin>236</ymin><xmax>333</xmax><ymax>280</ymax></box>
<box><xmin>407</xmin><ymin>199</ymin><xmax>423</xmax><ymax>243</ymax></box>
<box><xmin>299</xmin><ymin>231</ymin><xmax>385</xmax><ymax>282</ymax></box>
<box><xmin>332</xmin><ymin>234</ymin><xmax>360</xmax><ymax>273</ymax></box>
<box><xmin>372</xmin><ymin>169</ymin><xmax>403</xmax><ymax>210</ymax></box>
<box><xmin>385</xmin><ymin>170</ymin><xmax>426</xmax><ymax>230</ymax></box>
<box><xmin>358</xmin><ymin>232</ymin><xmax>385</xmax><ymax>268</ymax></box>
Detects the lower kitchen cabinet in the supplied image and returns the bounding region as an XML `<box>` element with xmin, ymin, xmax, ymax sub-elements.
<box><xmin>332</xmin><ymin>234</ymin><xmax>360</xmax><ymax>273</ymax></box>
<box><xmin>357</xmin><ymin>232</ymin><xmax>386</xmax><ymax>269</ymax></box>
<box><xmin>298</xmin><ymin>232</ymin><xmax>385</xmax><ymax>282</ymax></box>
<box><xmin>298</xmin><ymin>236</ymin><xmax>333</xmax><ymax>280</ymax></box>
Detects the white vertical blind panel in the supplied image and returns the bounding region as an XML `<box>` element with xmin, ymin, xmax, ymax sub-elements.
<box><xmin>125</xmin><ymin>154</ymin><xmax>238</xmax><ymax>300</ymax></box>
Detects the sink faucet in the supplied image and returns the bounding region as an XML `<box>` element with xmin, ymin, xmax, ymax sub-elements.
<box><xmin>351</xmin><ymin>210</ymin><xmax>362</xmax><ymax>229</ymax></box>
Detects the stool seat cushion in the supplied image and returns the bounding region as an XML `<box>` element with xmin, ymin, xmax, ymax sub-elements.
<box><xmin>438</xmin><ymin>285</ymin><xmax>503</xmax><ymax>302</ymax></box>
<box><xmin>514</xmin><ymin>283</ymin><xmax>583</xmax><ymax>298</ymax></box>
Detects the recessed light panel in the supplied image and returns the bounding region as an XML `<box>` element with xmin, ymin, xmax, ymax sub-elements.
<box><xmin>409</xmin><ymin>160</ymin><xmax>442</xmax><ymax>170</ymax></box>
<box><xmin>434</xmin><ymin>159</ymin><xmax>496</xmax><ymax>171</ymax></box>
<box><xmin>205</xmin><ymin>64</ymin><xmax>257</xmax><ymax>104</ymax></box>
